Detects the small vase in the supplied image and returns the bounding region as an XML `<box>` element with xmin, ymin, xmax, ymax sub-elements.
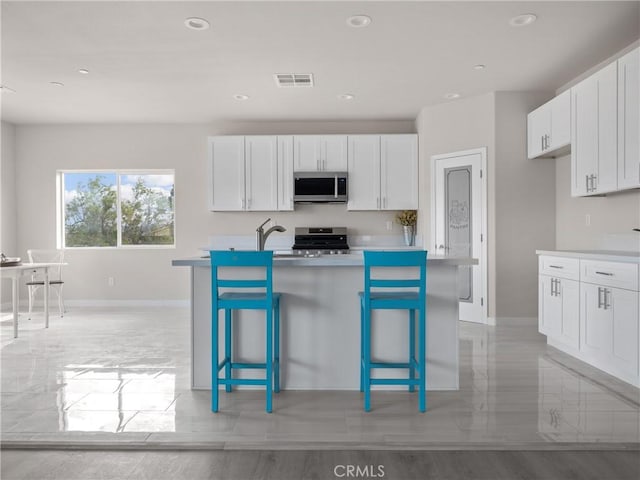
<box><xmin>402</xmin><ymin>225</ymin><xmax>415</xmax><ymax>246</ymax></box>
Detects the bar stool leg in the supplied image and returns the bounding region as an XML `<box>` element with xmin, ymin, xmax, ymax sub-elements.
<box><xmin>274</xmin><ymin>300</ymin><xmax>280</xmax><ymax>394</ymax></box>
<box><xmin>359</xmin><ymin>298</ymin><xmax>364</xmax><ymax>393</ymax></box>
<box><xmin>224</xmin><ymin>309</ymin><xmax>232</xmax><ymax>393</ymax></box>
<box><xmin>419</xmin><ymin>306</ymin><xmax>426</xmax><ymax>413</ymax></box>
<box><xmin>363</xmin><ymin>307</ymin><xmax>371</xmax><ymax>412</ymax></box>
<box><xmin>266</xmin><ymin>308</ymin><xmax>273</xmax><ymax>413</ymax></box>
<box><xmin>409</xmin><ymin>309</ymin><xmax>416</xmax><ymax>393</ymax></box>
<box><xmin>212</xmin><ymin>308</ymin><xmax>219</xmax><ymax>413</ymax></box>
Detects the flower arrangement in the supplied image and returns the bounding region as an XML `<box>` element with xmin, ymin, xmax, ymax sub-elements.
<box><xmin>396</xmin><ymin>210</ymin><xmax>417</xmax><ymax>226</ymax></box>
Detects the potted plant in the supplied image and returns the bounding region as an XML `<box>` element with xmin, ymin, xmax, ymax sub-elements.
<box><xmin>396</xmin><ymin>210</ymin><xmax>417</xmax><ymax>246</ymax></box>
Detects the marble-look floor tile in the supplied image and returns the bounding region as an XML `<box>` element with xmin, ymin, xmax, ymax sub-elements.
<box><xmin>1</xmin><ymin>307</ymin><xmax>638</xmax><ymax>448</ymax></box>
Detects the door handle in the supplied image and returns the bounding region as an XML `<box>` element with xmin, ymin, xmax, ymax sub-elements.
<box><xmin>586</xmin><ymin>175</ymin><xmax>590</xmax><ymax>193</ymax></box>
<box><xmin>603</xmin><ymin>288</ymin><xmax>611</xmax><ymax>310</ymax></box>
<box><xmin>549</xmin><ymin>265</ymin><xmax>564</xmax><ymax>269</ymax></box>
<box><xmin>595</xmin><ymin>271</ymin><xmax>613</xmax><ymax>276</ymax></box>
<box><xmin>541</xmin><ymin>136</ymin><xmax>544</xmax><ymax>152</ymax></box>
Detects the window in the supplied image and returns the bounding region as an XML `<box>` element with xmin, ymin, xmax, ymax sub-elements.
<box><xmin>59</xmin><ymin>171</ymin><xmax>175</xmax><ymax>248</ymax></box>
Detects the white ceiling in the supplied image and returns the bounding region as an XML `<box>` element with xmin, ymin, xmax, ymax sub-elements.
<box><xmin>1</xmin><ymin>1</ymin><xmax>639</xmax><ymax>124</ymax></box>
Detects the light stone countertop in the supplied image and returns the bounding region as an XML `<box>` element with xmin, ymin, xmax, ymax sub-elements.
<box><xmin>536</xmin><ymin>250</ymin><xmax>640</xmax><ymax>263</ymax></box>
<box><xmin>173</xmin><ymin>251</ymin><xmax>477</xmax><ymax>268</ymax></box>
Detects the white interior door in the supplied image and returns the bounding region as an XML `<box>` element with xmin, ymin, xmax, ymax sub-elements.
<box><xmin>432</xmin><ymin>148</ymin><xmax>487</xmax><ymax>324</ymax></box>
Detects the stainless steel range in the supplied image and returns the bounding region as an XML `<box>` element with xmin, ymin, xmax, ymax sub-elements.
<box><xmin>292</xmin><ymin>227</ymin><xmax>350</xmax><ymax>255</ymax></box>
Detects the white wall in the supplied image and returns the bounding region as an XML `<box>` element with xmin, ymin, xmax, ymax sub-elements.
<box><xmin>416</xmin><ymin>93</ymin><xmax>496</xmax><ymax>316</ymax></box>
<box><xmin>14</xmin><ymin>120</ymin><xmax>415</xmax><ymax>302</ymax></box>
<box><xmin>1</xmin><ymin>121</ymin><xmax>17</xmax><ymax>306</ymax></box>
<box><xmin>416</xmin><ymin>92</ymin><xmax>555</xmax><ymax>319</ymax></box>
<box><xmin>494</xmin><ymin>92</ymin><xmax>556</xmax><ymax>318</ymax></box>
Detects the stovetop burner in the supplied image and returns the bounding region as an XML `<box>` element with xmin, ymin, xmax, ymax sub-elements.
<box><xmin>292</xmin><ymin>227</ymin><xmax>349</xmax><ymax>255</ymax></box>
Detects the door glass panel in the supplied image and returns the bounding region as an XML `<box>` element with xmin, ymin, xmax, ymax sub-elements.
<box><xmin>445</xmin><ymin>167</ymin><xmax>472</xmax><ymax>303</ymax></box>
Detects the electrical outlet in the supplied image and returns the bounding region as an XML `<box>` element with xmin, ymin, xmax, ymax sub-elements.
<box><xmin>585</xmin><ymin>214</ymin><xmax>591</xmax><ymax>226</ymax></box>
<box><xmin>386</xmin><ymin>221</ymin><xmax>393</xmax><ymax>231</ymax></box>
<box><xmin>108</xmin><ymin>277</ymin><xmax>115</xmax><ymax>287</ymax></box>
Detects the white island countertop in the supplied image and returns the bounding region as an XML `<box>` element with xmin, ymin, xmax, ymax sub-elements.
<box><xmin>536</xmin><ymin>250</ymin><xmax>640</xmax><ymax>263</ymax></box>
<box><xmin>173</xmin><ymin>249</ymin><xmax>475</xmax><ymax>391</ymax></box>
<box><xmin>172</xmin><ymin>251</ymin><xmax>477</xmax><ymax>268</ymax></box>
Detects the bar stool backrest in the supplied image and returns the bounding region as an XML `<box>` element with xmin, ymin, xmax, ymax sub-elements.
<box><xmin>363</xmin><ymin>250</ymin><xmax>427</xmax><ymax>297</ymax></box>
<box><xmin>209</xmin><ymin>250</ymin><xmax>274</xmax><ymax>303</ymax></box>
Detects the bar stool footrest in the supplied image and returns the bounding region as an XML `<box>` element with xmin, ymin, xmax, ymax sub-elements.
<box><xmin>370</xmin><ymin>378</ymin><xmax>421</xmax><ymax>386</ymax></box>
<box><xmin>219</xmin><ymin>378</ymin><xmax>269</xmax><ymax>386</ymax></box>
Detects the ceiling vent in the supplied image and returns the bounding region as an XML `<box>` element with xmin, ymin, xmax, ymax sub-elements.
<box><xmin>274</xmin><ymin>73</ymin><xmax>314</xmax><ymax>88</ymax></box>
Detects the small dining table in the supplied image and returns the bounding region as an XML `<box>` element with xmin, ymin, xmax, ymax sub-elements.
<box><xmin>0</xmin><ymin>263</ymin><xmax>62</xmax><ymax>338</ymax></box>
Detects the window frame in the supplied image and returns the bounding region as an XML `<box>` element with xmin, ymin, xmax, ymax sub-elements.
<box><xmin>57</xmin><ymin>169</ymin><xmax>176</xmax><ymax>250</ymax></box>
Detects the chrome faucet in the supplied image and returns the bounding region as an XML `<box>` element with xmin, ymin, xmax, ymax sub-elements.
<box><xmin>256</xmin><ymin>218</ymin><xmax>286</xmax><ymax>251</ymax></box>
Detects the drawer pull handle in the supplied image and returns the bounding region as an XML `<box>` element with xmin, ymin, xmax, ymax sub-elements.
<box><xmin>595</xmin><ymin>271</ymin><xmax>613</xmax><ymax>276</ymax></box>
<box><xmin>549</xmin><ymin>265</ymin><xmax>564</xmax><ymax>269</ymax></box>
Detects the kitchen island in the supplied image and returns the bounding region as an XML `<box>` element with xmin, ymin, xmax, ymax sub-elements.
<box><xmin>173</xmin><ymin>253</ymin><xmax>476</xmax><ymax>391</ymax></box>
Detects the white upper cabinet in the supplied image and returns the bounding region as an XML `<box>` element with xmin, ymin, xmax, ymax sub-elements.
<box><xmin>209</xmin><ymin>136</ymin><xmax>245</xmax><ymax>211</ymax></box>
<box><xmin>618</xmin><ymin>47</ymin><xmax>640</xmax><ymax>190</ymax></box>
<box><xmin>571</xmin><ymin>62</ymin><xmax>618</xmax><ymax>196</ymax></box>
<box><xmin>208</xmin><ymin>136</ymin><xmax>279</xmax><ymax>211</ymax></box>
<box><xmin>381</xmin><ymin>134</ymin><xmax>419</xmax><ymax>210</ymax></box>
<box><xmin>550</xmin><ymin>90</ymin><xmax>571</xmax><ymax>152</ymax></box>
<box><xmin>277</xmin><ymin>136</ymin><xmax>294</xmax><ymax>211</ymax></box>
<box><xmin>244</xmin><ymin>136</ymin><xmax>278</xmax><ymax>211</ymax></box>
<box><xmin>347</xmin><ymin>135</ymin><xmax>381</xmax><ymax>210</ymax></box>
<box><xmin>347</xmin><ymin>134</ymin><xmax>418</xmax><ymax>211</ymax></box>
<box><xmin>527</xmin><ymin>90</ymin><xmax>571</xmax><ymax>159</ymax></box>
<box><xmin>293</xmin><ymin>135</ymin><xmax>347</xmax><ymax>172</ymax></box>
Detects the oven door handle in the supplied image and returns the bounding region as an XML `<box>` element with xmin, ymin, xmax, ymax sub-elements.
<box><xmin>334</xmin><ymin>175</ymin><xmax>338</xmax><ymax>198</ymax></box>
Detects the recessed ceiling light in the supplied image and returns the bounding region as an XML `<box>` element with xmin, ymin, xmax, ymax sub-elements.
<box><xmin>509</xmin><ymin>13</ymin><xmax>537</xmax><ymax>27</ymax></box>
<box><xmin>444</xmin><ymin>93</ymin><xmax>460</xmax><ymax>100</ymax></box>
<box><xmin>233</xmin><ymin>94</ymin><xmax>249</xmax><ymax>101</ymax></box>
<box><xmin>50</xmin><ymin>81</ymin><xmax>65</xmax><ymax>87</ymax></box>
<box><xmin>184</xmin><ymin>17</ymin><xmax>210</xmax><ymax>30</ymax></box>
<box><xmin>0</xmin><ymin>85</ymin><xmax>16</xmax><ymax>94</ymax></box>
<box><xmin>78</xmin><ymin>69</ymin><xmax>90</xmax><ymax>75</ymax></box>
<box><xmin>473</xmin><ymin>64</ymin><xmax>486</xmax><ymax>70</ymax></box>
<box><xmin>338</xmin><ymin>93</ymin><xmax>355</xmax><ymax>101</ymax></box>
<box><xmin>346</xmin><ymin>15</ymin><xmax>372</xmax><ymax>28</ymax></box>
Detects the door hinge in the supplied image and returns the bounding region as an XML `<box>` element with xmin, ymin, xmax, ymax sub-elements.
<box><xmin>481</xmin><ymin>297</ymin><xmax>484</xmax><ymax>306</ymax></box>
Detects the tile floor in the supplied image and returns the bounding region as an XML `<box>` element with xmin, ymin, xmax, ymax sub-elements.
<box><xmin>1</xmin><ymin>307</ymin><xmax>639</xmax><ymax>449</ymax></box>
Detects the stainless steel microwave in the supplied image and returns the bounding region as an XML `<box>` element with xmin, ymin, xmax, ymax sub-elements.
<box><xmin>294</xmin><ymin>172</ymin><xmax>348</xmax><ymax>203</ymax></box>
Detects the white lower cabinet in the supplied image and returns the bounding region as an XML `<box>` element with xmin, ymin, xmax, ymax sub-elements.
<box><xmin>581</xmin><ymin>283</ymin><xmax>639</xmax><ymax>380</ymax></box>
<box><xmin>538</xmin><ymin>254</ymin><xmax>639</xmax><ymax>387</ymax></box>
<box><xmin>538</xmin><ymin>273</ymin><xmax>579</xmax><ymax>350</ymax></box>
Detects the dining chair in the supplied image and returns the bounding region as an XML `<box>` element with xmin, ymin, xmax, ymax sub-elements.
<box><xmin>26</xmin><ymin>249</ymin><xmax>65</xmax><ymax>319</ymax></box>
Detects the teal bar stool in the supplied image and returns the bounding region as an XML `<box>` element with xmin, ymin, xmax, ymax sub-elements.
<box><xmin>359</xmin><ymin>250</ymin><xmax>427</xmax><ymax>412</ymax></box>
<box><xmin>209</xmin><ymin>250</ymin><xmax>281</xmax><ymax>413</ymax></box>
